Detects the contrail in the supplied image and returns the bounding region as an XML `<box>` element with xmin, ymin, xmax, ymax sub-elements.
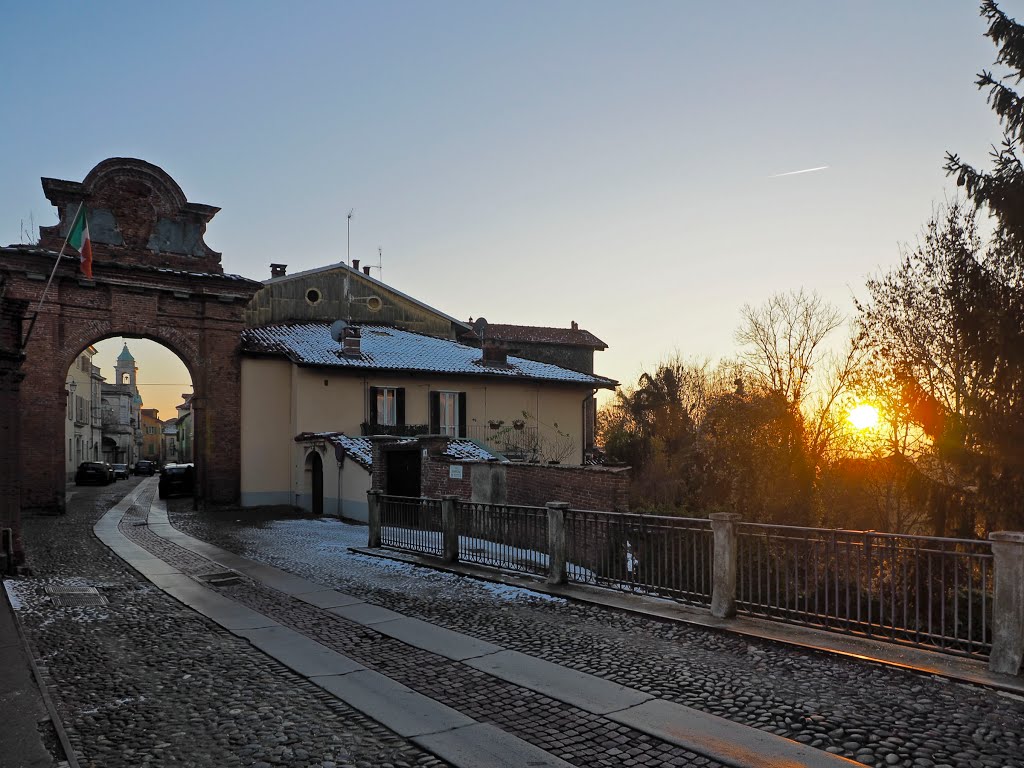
<box><xmin>769</xmin><ymin>165</ymin><xmax>830</xmax><ymax>178</ymax></box>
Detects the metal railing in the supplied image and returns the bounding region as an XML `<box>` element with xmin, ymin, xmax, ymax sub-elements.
<box><xmin>735</xmin><ymin>524</ymin><xmax>994</xmax><ymax>658</ymax></box>
<box><xmin>466</xmin><ymin>424</ymin><xmax>541</xmax><ymax>462</ymax></box>
<box><xmin>370</xmin><ymin>493</ymin><xmax>1004</xmax><ymax>661</ymax></box>
<box><xmin>457</xmin><ymin>502</ymin><xmax>549</xmax><ymax>575</ymax></box>
<box><xmin>564</xmin><ymin>509</ymin><xmax>713</xmax><ymax>608</ymax></box>
<box><xmin>379</xmin><ymin>496</ymin><xmax>443</xmax><ymax>557</ymax></box>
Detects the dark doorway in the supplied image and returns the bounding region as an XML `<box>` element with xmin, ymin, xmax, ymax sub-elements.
<box><xmin>385</xmin><ymin>448</ymin><xmax>421</xmax><ymax>498</ymax></box>
<box><xmin>310</xmin><ymin>452</ymin><xmax>324</xmax><ymax>516</ymax></box>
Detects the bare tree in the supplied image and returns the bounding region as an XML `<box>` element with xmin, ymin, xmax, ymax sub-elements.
<box><xmin>735</xmin><ymin>289</ymin><xmax>844</xmax><ymax>406</ymax></box>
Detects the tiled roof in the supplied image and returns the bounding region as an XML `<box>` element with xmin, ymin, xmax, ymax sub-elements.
<box><xmin>474</xmin><ymin>324</ymin><xmax>607</xmax><ymax>349</ymax></box>
<box><xmin>443</xmin><ymin>439</ymin><xmax>507</xmax><ymax>462</ymax></box>
<box><xmin>243</xmin><ymin>323</ymin><xmax>616</xmax><ymax>388</ymax></box>
<box><xmin>294</xmin><ymin>432</ymin><xmax>502</xmax><ymax>469</ymax></box>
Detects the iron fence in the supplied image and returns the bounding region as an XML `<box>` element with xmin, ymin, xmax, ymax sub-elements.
<box><xmin>379</xmin><ymin>495</ymin><xmax>443</xmax><ymax>557</ymax></box>
<box><xmin>457</xmin><ymin>502</ymin><xmax>549</xmax><ymax>575</ymax></box>
<box><xmin>564</xmin><ymin>509</ymin><xmax>713</xmax><ymax>608</ymax></box>
<box><xmin>735</xmin><ymin>523</ymin><xmax>994</xmax><ymax>658</ymax></box>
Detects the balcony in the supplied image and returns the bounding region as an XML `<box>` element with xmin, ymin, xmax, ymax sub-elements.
<box><xmin>360</xmin><ymin>423</ymin><xmax>430</xmax><ymax>437</ymax></box>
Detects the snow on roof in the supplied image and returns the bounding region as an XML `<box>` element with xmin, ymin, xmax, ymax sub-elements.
<box><xmin>294</xmin><ymin>432</ymin><xmax>504</xmax><ymax>469</ymax></box>
<box><xmin>244</xmin><ymin>323</ymin><xmax>616</xmax><ymax>388</ymax></box>
<box><xmin>443</xmin><ymin>439</ymin><xmax>507</xmax><ymax>462</ymax></box>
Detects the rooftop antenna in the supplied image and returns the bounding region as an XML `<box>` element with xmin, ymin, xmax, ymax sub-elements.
<box><xmin>347</xmin><ymin>208</ymin><xmax>355</xmax><ymax>266</ymax></box>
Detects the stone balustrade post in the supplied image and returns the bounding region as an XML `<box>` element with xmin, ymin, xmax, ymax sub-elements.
<box><xmin>442</xmin><ymin>495</ymin><xmax>460</xmax><ymax>563</ymax></box>
<box><xmin>989</xmin><ymin>531</ymin><xmax>1024</xmax><ymax>676</ymax></box>
<box><xmin>710</xmin><ymin>512</ymin><xmax>742</xmax><ymax>619</ymax></box>
<box><xmin>367</xmin><ymin>489</ymin><xmax>383</xmax><ymax>548</ymax></box>
<box><xmin>546</xmin><ymin>502</ymin><xmax>569</xmax><ymax>586</ymax></box>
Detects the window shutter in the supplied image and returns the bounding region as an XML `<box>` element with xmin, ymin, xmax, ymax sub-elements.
<box><xmin>396</xmin><ymin>388</ymin><xmax>406</xmax><ymax>426</ymax></box>
<box><xmin>429</xmin><ymin>391</ymin><xmax>440</xmax><ymax>434</ymax></box>
<box><xmin>458</xmin><ymin>392</ymin><xmax>467</xmax><ymax>438</ymax></box>
<box><xmin>369</xmin><ymin>386</ymin><xmax>379</xmax><ymax>425</ymax></box>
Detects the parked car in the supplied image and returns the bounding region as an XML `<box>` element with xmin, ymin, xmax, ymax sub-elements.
<box><xmin>133</xmin><ymin>460</ymin><xmax>156</xmax><ymax>476</ymax></box>
<box><xmin>158</xmin><ymin>463</ymin><xmax>195</xmax><ymax>499</ymax></box>
<box><xmin>112</xmin><ymin>463</ymin><xmax>129</xmax><ymax>480</ymax></box>
<box><xmin>75</xmin><ymin>461</ymin><xmax>112</xmax><ymax>486</ymax></box>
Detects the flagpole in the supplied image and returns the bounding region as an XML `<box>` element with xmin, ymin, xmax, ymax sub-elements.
<box><xmin>21</xmin><ymin>201</ymin><xmax>84</xmax><ymax>352</ymax></box>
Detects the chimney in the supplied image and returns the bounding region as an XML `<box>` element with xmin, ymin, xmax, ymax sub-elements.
<box><xmin>270</xmin><ymin>263</ymin><xmax>287</xmax><ymax>278</ymax></box>
<box><xmin>352</xmin><ymin>259</ymin><xmax>360</xmax><ymax>271</ymax></box>
<box><xmin>482</xmin><ymin>340</ymin><xmax>507</xmax><ymax>365</ymax></box>
<box><xmin>342</xmin><ymin>326</ymin><xmax>361</xmax><ymax>357</ymax></box>
<box><xmin>363</xmin><ymin>266</ymin><xmax>371</xmax><ymax>276</ymax></box>
<box><xmin>571</xmin><ymin>320</ymin><xmax>578</xmax><ymax>330</ymax></box>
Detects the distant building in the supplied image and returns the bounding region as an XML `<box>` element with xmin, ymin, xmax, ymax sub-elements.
<box><xmin>174</xmin><ymin>394</ymin><xmax>194</xmax><ymax>463</ymax></box>
<box><xmin>140</xmin><ymin>408</ymin><xmax>163</xmax><ymax>463</ymax></box>
<box><xmin>162</xmin><ymin>418</ymin><xmax>180</xmax><ymax>464</ymax></box>
<box><xmin>100</xmin><ymin>343</ymin><xmax>143</xmax><ymax>465</ymax></box>
<box><xmin>64</xmin><ymin>346</ymin><xmax>103</xmax><ymax>480</ymax></box>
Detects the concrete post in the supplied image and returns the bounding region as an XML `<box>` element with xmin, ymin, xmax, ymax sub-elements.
<box><xmin>546</xmin><ymin>502</ymin><xmax>569</xmax><ymax>585</ymax></box>
<box><xmin>442</xmin><ymin>495</ymin><xmax>460</xmax><ymax>563</ymax></box>
<box><xmin>367</xmin><ymin>490</ymin><xmax>383</xmax><ymax>548</ymax></box>
<box><xmin>989</xmin><ymin>531</ymin><xmax>1024</xmax><ymax>676</ymax></box>
<box><xmin>710</xmin><ymin>512</ymin><xmax>742</xmax><ymax>619</ymax></box>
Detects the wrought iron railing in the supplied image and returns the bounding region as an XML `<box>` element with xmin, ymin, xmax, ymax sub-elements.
<box><xmin>735</xmin><ymin>524</ymin><xmax>994</xmax><ymax>658</ymax></box>
<box><xmin>457</xmin><ymin>502</ymin><xmax>549</xmax><ymax>575</ymax></box>
<box><xmin>360</xmin><ymin>423</ymin><xmax>430</xmax><ymax>437</ymax></box>
<box><xmin>379</xmin><ymin>495</ymin><xmax>443</xmax><ymax>557</ymax></box>
<box><xmin>564</xmin><ymin>509</ymin><xmax>713</xmax><ymax>608</ymax></box>
<box><xmin>371</xmin><ymin>495</ymin><xmax>1001</xmax><ymax>660</ymax></box>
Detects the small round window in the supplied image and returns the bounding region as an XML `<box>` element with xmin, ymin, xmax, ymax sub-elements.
<box><xmin>305</xmin><ymin>288</ymin><xmax>322</xmax><ymax>305</ymax></box>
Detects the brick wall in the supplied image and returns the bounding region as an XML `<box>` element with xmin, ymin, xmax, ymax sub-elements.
<box><xmin>419</xmin><ymin>454</ymin><xmax>629</xmax><ymax>513</ymax></box>
<box><xmin>504</xmin><ymin>463</ymin><xmax>629</xmax><ymax>512</ymax></box>
<box><xmin>0</xmin><ymin>298</ymin><xmax>27</xmax><ymax>564</ymax></box>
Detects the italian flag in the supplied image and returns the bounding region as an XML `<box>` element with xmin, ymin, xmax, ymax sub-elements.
<box><xmin>68</xmin><ymin>206</ymin><xmax>93</xmax><ymax>279</ymax></box>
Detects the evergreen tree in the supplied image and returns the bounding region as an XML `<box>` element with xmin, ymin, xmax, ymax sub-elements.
<box><xmin>946</xmin><ymin>1</ymin><xmax>1024</xmax><ymax>248</ymax></box>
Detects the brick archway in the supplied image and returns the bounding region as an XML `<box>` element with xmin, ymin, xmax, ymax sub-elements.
<box><xmin>0</xmin><ymin>159</ymin><xmax>262</xmax><ymax>549</ymax></box>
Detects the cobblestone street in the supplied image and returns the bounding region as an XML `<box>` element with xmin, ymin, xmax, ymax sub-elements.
<box><xmin>7</xmin><ymin>479</ymin><xmax>446</xmax><ymax>768</ymax></box>
<box><xmin>5</xmin><ymin>478</ymin><xmax>1024</xmax><ymax>768</ymax></box>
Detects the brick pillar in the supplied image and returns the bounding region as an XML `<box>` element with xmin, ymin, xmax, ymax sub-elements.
<box><xmin>442</xmin><ymin>495</ymin><xmax>459</xmax><ymax>563</ymax></box>
<box><xmin>0</xmin><ymin>296</ymin><xmax>26</xmax><ymax>566</ymax></box>
<box><xmin>546</xmin><ymin>501</ymin><xmax>569</xmax><ymax>585</ymax></box>
<box><xmin>0</xmin><ymin>353</ymin><xmax>25</xmax><ymax>567</ymax></box>
<box><xmin>369</xmin><ymin>436</ymin><xmax>401</xmax><ymax>492</ymax></box>
<box><xmin>989</xmin><ymin>531</ymin><xmax>1024</xmax><ymax>676</ymax></box>
<box><xmin>710</xmin><ymin>512</ymin><xmax>742</xmax><ymax>619</ymax></box>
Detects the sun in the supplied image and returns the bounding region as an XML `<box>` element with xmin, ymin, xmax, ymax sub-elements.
<box><xmin>847</xmin><ymin>403</ymin><xmax>880</xmax><ymax>431</ymax></box>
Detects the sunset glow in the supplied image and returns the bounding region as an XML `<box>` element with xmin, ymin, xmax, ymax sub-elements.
<box><xmin>847</xmin><ymin>403</ymin><xmax>880</xmax><ymax>431</ymax></box>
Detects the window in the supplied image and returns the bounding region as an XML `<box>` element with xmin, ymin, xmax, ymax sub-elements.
<box><xmin>121</xmin><ymin>372</ymin><xmax>130</xmax><ymax>385</ymax></box>
<box><xmin>429</xmin><ymin>391</ymin><xmax>466</xmax><ymax>437</ymax></box>
<box><xmin>370</xmin><ymin>386</ymin><xmax>405</xmax><ymax>427</ymax></box>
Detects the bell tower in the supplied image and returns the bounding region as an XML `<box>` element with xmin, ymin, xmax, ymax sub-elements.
<box><xmin>115</xmin><ymin>343</ymin><xmax>138</xmax><ymax>392</ymax></box>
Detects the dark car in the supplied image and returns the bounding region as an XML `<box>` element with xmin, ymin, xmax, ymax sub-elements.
<box><xmin>158</xmin><ymin>463</ymin><xmax>194</xmax><ymax>499</ymax></box>
<box><xmin>112</xmin><ymin>463</ymin><xmax>129</xmax><ymax>480</ymax></box>
<box><xmin>134</xmin><ymin>460</ymin><xmax>156</xmax><ymax>476</ymax></box>
<box><xmin>75</xmin><ymin>461</ymin><xmax>112</xmax><ymax>486</ymax></box>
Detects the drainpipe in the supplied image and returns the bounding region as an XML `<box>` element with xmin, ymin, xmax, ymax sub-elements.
<box><xmin>581</xmin><ymin>388</ymin><xmax>597</xmax><ymax>464</ymax></box>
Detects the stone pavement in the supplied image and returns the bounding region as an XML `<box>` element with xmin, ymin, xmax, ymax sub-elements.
<box><xmin>4</xmin><ymin>478</ymin><xmax>1024</xmax><ymax>767</ymax></box>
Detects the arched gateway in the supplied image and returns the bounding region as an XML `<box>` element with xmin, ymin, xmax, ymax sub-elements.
<box><xmin>0</xmin><ymin>158</ymin><xmax>262</xmax><ymax>560</ymax></box>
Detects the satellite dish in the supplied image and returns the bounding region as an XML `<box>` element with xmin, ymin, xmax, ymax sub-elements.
<box><xmin>473</xmin><ymin>317</ymin><xmax>488</xmax><ymax>337</ymax></box>
<box><xmin>329</xmin><ymin>319</ymin><xmax>349</xmax><ymax>343</ymax></box>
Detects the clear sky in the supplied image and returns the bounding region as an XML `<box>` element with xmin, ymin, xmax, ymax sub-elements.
<box><xmin>1</xmin><ymin>2</ymin><xmax>1014</xmax><ymax>413</ymax></box>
